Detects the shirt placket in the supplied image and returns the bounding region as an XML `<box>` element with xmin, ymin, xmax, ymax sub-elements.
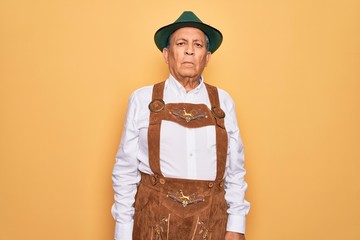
<box><xmin>184</xmin><ymin>91</ymin><xmax>197</xmax><ymax>179</ymax></box>
<box><xmin>186</xmin><ymin>128</ymin><xmax>196</xmax><ymax>178</ymax></box>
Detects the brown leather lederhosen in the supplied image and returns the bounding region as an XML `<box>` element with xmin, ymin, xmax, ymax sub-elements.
<box><xmin>133</xmin><ymin>81</ymin><xmax>228</xmax><ymax>240</ymax></box>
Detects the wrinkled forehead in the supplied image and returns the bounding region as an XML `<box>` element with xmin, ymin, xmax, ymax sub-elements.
<box><xmin>167</xmin><ymin>27</ymin><xmax>208</xmax><ymax>44</ymax></box>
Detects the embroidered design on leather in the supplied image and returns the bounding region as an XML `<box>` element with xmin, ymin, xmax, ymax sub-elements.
<box><xmin>198</xmin><ymin>220</ymin><xmax>210</xmax><ymax>239</ymax></box>
<box><xmin>151</xmin><ymin>214</ymin><xmax>170</xmax><ymax>240</ymax></box>
<box><xmin>167</xmin><ymin>190</ymin><xmax>205</xmax><ymax>207</ymax></box>
<box><xmin>169</xmin><ymin>108</ymin><xmax>208</xmax><ymax>122</ymax></box>
<box><xmin>191</xmin><ymin>217</ymin><xmax>210</xmax><ymax>240</ymax></box>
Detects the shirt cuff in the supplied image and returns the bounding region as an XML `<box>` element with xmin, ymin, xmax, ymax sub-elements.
<box><xmin>114</xmin><ymin>221</ymin><xmax>133</xmax><ymax>240</ymax></box>
<box><xmin>226</xmin><ymin>214</ymin><xmax>246</xmax><ymax>234</ymax></box>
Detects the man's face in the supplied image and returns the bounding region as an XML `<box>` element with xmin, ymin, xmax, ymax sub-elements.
<box><xmin>163</xmin><ymin>27</ymin><xmax>211</xmax><ymax>81</ymax></box>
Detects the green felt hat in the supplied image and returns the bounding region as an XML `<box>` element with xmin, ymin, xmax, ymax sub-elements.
<box><xmin>154</xmin><ymin>11</ymin><xmax>223</xmax><ymax>53</ymax></box>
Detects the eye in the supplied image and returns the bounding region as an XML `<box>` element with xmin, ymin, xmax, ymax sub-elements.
<box><xmin>194</xmin><ymin>43</ymin><xmax>203</xmax><ymax>48</ymax></box>
<box><xmin>176</xmin><ymin>42</ymin><xmax>185</xmax><ymax>46</ymax></box>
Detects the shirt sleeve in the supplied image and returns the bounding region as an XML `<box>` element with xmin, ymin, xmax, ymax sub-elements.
<box><xmin>111</xmin><ymin>91</ymin><xmax>142</xmax><ymax>240</ymax></box>
<box><xmin>222</xmin><ymin>92</ymin><xmax>250</xmax><ymax>234</ymax></box>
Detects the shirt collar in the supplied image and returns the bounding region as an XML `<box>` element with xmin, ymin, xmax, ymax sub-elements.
<box><xmin>167</xmin><ymin>74</ymin><xmax>204</xmax><ymax>94</ymax></box>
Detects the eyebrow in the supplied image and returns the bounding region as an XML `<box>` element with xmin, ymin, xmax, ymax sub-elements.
<box><xmin>175</xmin><ymin>38</ymin><xmax>204</xmax><ymax>43</ymax></box>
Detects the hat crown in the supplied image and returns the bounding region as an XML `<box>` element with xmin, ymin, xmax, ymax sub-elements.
<box><xmin>154</xmin><ymin>11</ymin><xmax>223</xmax><ymax>53</ymax></box>
<box><xmin>174</xmin><ymin>11</ymin><xmax>203</xmax><ymax>23</ymax></box>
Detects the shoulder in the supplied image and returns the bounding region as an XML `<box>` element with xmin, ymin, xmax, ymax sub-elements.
<box><xmin>131</xmin><ymin>85</ymin><xmax>153</xmax><ymax>98</ymax></box>
<box><xmin>204</xmin><ymin>82</ymin><xmax>235</xmax><ymax>112</ymax></box>
<box><xmin>217</xmin><ymin>87</ymin><xmax>233</xmax><ymax>101</ymax></box>
<box><xmin>216</xmin><ymin>87</ymin><xmax>236</xmax><ymax>111</ymax></box>
<box><xmin>128</xmin><ymin>85</ymin><xmax>154</xmax><ymax>105</ymax></box>
<box><xmin>130</xmin><ymin>80</ymin><xmax>168</xmax><ymax>103</ymax></box>
<box><xmin>214</xmin><ymin>87</ymin><xmax>240</xmax><ymax>131</ymax></box>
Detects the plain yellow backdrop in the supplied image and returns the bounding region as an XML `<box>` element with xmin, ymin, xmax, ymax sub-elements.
<box><xmin>1</xmin><ymin>0</ymin><xmax>359</xmax><ymax>239</ymax></box>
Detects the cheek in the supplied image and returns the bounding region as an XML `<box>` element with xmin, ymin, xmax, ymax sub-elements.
<box><xmin>169</xmin><ymin>52</ymin><xmax>180</xmax><ymax>63</ymax></box>
<box><xmin>199</xmin><ymin>57</ymin><xmax>208</xmax><ymax>67</ymax></box>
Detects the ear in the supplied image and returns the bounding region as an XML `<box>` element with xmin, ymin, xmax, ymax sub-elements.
<box><xmin>205</xmin><ymin>51</ymin><xmax>212</xmax><ymax>67</ymax></box>
<box><xmin>162</xmin><ymin>48</ymin><xmax>169</xmax><ymax>64</ymax></box>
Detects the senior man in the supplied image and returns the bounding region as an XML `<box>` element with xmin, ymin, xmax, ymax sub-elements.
<box><xmin>112</xmin><ymin>11</ymin><xmax>250</xmax><ymax>240</ymax></box>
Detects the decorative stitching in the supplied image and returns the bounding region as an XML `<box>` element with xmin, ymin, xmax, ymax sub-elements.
<box><xmin>169</xmin><ymin>108</ymin><xmax>208</xmax><ymax>122</ymax></box>
<box><xmin>167</xmin><ymin>190</ymin><xmax>205</xmax><ymax>207</ymax></box>
<box><xmin>153</xmin><ymin>214</ymin><xmax>170</xmax><ymax>240</ymax></box>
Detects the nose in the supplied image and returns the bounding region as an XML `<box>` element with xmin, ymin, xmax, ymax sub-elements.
<box><xmin>185</xmin><ymin>45</ymin><xmax>194</xmax><ymax>55</ymax></box>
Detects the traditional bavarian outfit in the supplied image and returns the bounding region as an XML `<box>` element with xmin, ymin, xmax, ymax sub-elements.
<box><xmin>132</xmin><ymin>81</ymin><xmax>229</xmax><ymax>240</ymax></box>
<box><xmin>112</xmin><ymin>11</ymin><xmax>250</xmax><ymax>240</ymax></box>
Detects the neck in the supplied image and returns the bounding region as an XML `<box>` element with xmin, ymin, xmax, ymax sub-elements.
<box><xmin>174</xmin><ymin>76</ymin><xmax>201</xmax><ymax>92</ymax></box>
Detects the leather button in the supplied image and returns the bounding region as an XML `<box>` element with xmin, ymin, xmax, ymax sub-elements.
<box><xmin>148</xmin><ymin>99</ymin><xmax>165</xmax><ymax>112</ymax></box>
<box><xmin>208</xmin><ymin>182</ymin><xmax>214</xmax><ymax>188</ymax></box>
<box><xmin>219</xmin><ymin>181</ymin><xmax>224</xmax><ymax>188</ymax></box>
<box><xmin>159</xmin><ymin>178</ymin><xmax>166</xmax><ymax>185</ymax></box>
<box><xmin>211</xmin><ymin>106</ymin><xmax>226</xmax><ymax>119</ymax></box>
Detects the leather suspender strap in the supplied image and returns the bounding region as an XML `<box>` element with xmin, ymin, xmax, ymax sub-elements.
<box><xmin>205</xmin><ymin>83</ymin><xmax>228</xmax><ymax>181</ymax></box>
<box><xmin>148</xmin><ymin>81</ymin><xmax>166</xmax><ymax>177</ymax></box>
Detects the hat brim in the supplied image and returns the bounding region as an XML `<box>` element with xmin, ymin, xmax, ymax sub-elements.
<box><xmin>154</xmin><ymin>21</ymin><xmax>223</xmax><ymax>53</ymax></box>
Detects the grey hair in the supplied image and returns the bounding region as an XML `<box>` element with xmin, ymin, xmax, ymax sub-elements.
<box><xmin>166</xmin><ymin>32</ymin><xmax>210</xmax><ymax>51</ymax></box>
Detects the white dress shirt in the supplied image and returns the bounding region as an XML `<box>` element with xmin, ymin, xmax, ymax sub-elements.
<box><xmin>112</xmin><ymin>75</ymin><xmax>250</xmax><ymax>240</ymax></box>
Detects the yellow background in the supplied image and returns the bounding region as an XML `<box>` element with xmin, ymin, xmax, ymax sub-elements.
<box><xmin>1</xmin><ymin>0</ymin><xmax>359</xmax><ymax>239</ymax></box>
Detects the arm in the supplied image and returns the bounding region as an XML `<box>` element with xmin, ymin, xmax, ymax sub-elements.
<box><xmin>111</xmin><ymin>92</ymin><xmax>141</xmax><ymax>240</ymax></box>
<box><xmin>222</xmin><ymin>92</ymin><xmax>250</xmax><ymax>236</ymax></box>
